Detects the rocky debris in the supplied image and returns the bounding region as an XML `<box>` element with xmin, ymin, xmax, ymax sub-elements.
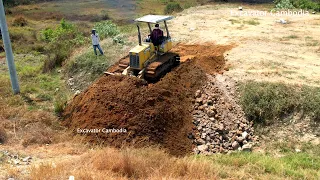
<box><xmin>192</xmin><ymin>74</ymin><xmax>256</xmax><ymax>154</ymax></box>
<box><xmin>242</xmin><ymin>143</ymin><xmax>253</xmax><ymax>151</ymax></box>
<box><xmin>1</xmin><ymin>150</ymin><xmax>32</xmax><ymax>166</ymax></box>
<box><xmin>232</xmin><ymin>141</ymin><xmax>240</xmax><ymax>150</ymax></box>
<box><xmin>257</xmin><ymin>112</ymin><xmax>320</xmax><ymax>147</ymax></box>
<box><xmin>295</xmin><ymin>148</ymin><xmax>301</xmax><ymax>153</ymax></box>
<box><xmin>67</xmin><ymin>77</ymin><xmax>74</xmax><ymax>86</ymax></box>
<box><xmin>197</xmin><ymin>144</ymin><xmax>209</xmax><ymax>152</ymax></box>
<box><xmin>67</xmin><ymin>77</ymin><xmax>82</xmax><ymax>93</ymax></box>
<box><xmin>74</xmin><ymin>90</ymin><xmax>81</xmax><ymax>95</ymax></box>
<box><xmin>277</xmin><ymin>19</ymin><xmax>287</xmax><ymax>24</ymax></box>
<box><xmin>233</xmin><ymin>78</ymin><xmax>320</xmax><ymax>149</ymax></box>
<box><xmin>22</xmin><ymin>156</ymin><xmax>32</xmax><ymax>162</ymax></box>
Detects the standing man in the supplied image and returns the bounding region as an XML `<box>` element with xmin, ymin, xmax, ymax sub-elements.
<box><xmin>91</xmin><ymin>29</ymin><xmax>104</xmax><ymax>56</ymax></box>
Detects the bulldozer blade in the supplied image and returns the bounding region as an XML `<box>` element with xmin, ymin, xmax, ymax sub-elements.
<box><xmin>122</xmin><ymin>66</ymin><xmax>131</xmax><ymax>75</ymax></box>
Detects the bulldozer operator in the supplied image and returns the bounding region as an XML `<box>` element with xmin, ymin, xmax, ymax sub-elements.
<box><xmin>150</xmin><ymin>24</ymin><xmax>164</xmax><ymax>46</ymax></box>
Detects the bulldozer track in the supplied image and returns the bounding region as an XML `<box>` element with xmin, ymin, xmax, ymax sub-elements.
<box><xmin>144</xmin><ymin>52</ymin><xmax>180</xmax><ymax>81</ymax></box>
<box><xmin>106</xmin><ymin>52</ymin><xmax>180</xmax><ymax>82</ymax></box>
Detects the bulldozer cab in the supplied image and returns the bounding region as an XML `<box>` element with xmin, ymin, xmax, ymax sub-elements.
<box><xmin>135</xmin><ymin>15</ymin><xmax>173</xmax><ymax>53</ymax></box>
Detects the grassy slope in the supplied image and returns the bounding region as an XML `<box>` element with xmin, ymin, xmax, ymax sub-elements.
<box><xmin>1</xmin><ymin>1</ymin><xmax>320</xmax><ymax>179</ymax></box>
<box><xmin>14</xmin><ymin>147</ymin><xmax>320</xmax><ymax>179</ymax></box>
<box><xmin>239</xmin><ymin>81</ymin><xmax>320</xmax><ymax>124</ymax></box>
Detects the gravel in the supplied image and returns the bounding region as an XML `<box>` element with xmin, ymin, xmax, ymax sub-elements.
<box><xmin>191</xmin><ymin>74</ymin><xmax>256</xmax><ymax>154</ymax></box>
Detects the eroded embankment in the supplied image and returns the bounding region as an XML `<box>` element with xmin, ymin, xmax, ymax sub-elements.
<box><xmin>63</xmin><ymin>44</ymin><xmax>231</xmax><ymax>156</ymax></box>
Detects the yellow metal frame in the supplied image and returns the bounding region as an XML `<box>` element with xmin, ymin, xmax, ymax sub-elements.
<box><xmin>129</xmin><ymin>43</ymin><xmax>155</xmax><ymax>70</ymax></box>
<box><xmin>159</xmin><ymin>38</ymin><xmax>172</xmax><ymax>53</ymax></box>
<box><xmin>129</xmin><ymin>15</ymin><xmax>174</xmax><ymax>71</ymax></box>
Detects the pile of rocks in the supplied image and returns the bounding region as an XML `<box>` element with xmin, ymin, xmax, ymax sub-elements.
<box><xmin>1</xmin><ymin>150</ymin><xmax>32</xmax><ymax>165</ymax></box>
<box><xmin>191</xmin><ymin>74</ymin><xmax>256</xmax><ymax>154</ymax></box>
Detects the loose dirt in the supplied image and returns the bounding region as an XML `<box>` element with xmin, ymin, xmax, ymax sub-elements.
<box><xmin>63</xmin><ymin>44</ymin><xmax>230</xmax><ymax>156</ymax></box>
<box><xmin>172</xmin><ymin>44</ymin><xmax>234</xmax><ymax>74</ymax></box>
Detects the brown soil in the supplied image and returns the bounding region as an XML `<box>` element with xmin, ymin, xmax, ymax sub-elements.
<box><xmin>173</xmin><ymin>44</ymin><xmax>234</xmax><ymax>75</ymax></box>
<box><xmin>62</xmin><ymin>44</ymin><xmax>230</xmax><ymax>156</ymax></box>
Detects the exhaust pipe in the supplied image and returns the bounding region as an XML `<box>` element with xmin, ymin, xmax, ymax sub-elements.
<box><xmin>137</xmin><ymin>25</ymin><xmax>142</xmax><ymax>46</ymax></box>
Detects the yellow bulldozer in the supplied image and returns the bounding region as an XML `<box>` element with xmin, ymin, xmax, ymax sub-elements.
<box><xmin>105</xmin><ymin>15</ymin><xmax>180</xmax><ymax>81</ymax></box>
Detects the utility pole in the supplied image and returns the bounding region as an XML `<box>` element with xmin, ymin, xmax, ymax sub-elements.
<box><xmin>0</xmin><ymin>0</ymin><xmax>20</xmax><ymax>94</ymax></box>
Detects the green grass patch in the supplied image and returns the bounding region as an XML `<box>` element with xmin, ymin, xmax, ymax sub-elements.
<box><xmin>239</xmin><ymin>81</ymin><xmax>320</xmax><ymax>124</ymax></box>
<box><xmin>306</xmin><ymin>40</ymin><xmax>319</xmax><ymax>46</ymax></box>
<box><xmin>202</xmin><ymin>151</ymin><xmax>320</xmax><ymax>179</ymax></box>
<box><xmin>66</xmin><ymin>51</ymin><xmax>112</xmax><ymax>81</ymax></box>
<box><xmin>65</xmin><ymin>39</ymin><xmax>127</xmax><ymax>83</ymax></box>
<box><xmin>229</xmin><ymin>18</ymin><xmax>260</xmax><ymax>26</ymax></box>
<box><xmin>164</xmin><ymin>2</ymin><xmax>183</xmax><ymax>14</ymax></box>
<box><xmin>274</xmin><ymin>0</ymin><xmax>320</xmax><ymax>12</ymax></box>
<box><xmin>54</xmin><ymin>93</ymin><xmax>67</xmax><ymax>117</ymax></box>
<box><xmin>1</xmin><ymin>50</ymin><xmax>70</xmax><ymax>110</ymax></box>
<box><xmin>282</xmin><ymin>70</ymin><xmax>296</xmax><ymax>74</ymax></box>
<box><xmin>259</xmin><ymin>60</ymin><xmax>284</xmax><ymax>69</ymax></box>
<box><xmin>229</xmin><ymin>19</ymin><xmax>241</xmax><ymax>24</ymax></box>
<box><xmin>243</xmin><ymin>19</ymin><xmax>260</xmax><ymax>26</ymax></box>
<box><xmin>305</xmin><ymin>36</ymin><xmax>313</xmax><ymax>40</ymax></box>
<box><xmin>285</xmin><ymin>35</ymin><xmax>299</xmax><ymax>39</ymax></box>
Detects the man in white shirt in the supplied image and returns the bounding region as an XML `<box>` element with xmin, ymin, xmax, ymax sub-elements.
<box><xmin>91</xmin><ymin>29</ymin><xmax>104</xmax><ymax>55</ymax></box>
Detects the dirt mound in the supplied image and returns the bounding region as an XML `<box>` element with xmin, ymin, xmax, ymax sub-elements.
<box><xmin>173</xmin><ymin>44</ymin><xmax>234</xmax><ymax>74</ymax></box>
<box><xmin>63</xmin><ymin>61</ymin><xmax>206</xmax><ymax>156</ymax></box>
<box><xmin>63</xmin><ymin>44</ymin><xmax>228</xmax><ymax>156</ymax></box>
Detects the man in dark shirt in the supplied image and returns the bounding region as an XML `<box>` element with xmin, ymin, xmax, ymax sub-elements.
<box><xmin>150</xmin><ymin>24</ymin><xmax>164</xmax><ymax>46</ymax></box>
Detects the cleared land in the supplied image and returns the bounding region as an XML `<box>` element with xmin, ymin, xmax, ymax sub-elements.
<box><xmin>170</xmin><ymin>4</ymin><xmax>320</xmax><ymax>86</ymax></box>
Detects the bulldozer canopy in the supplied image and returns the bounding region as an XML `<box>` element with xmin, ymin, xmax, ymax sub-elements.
<box><xmin>135</xmin><ymin>15</ymin><xmax>173</xmax><ymax>23</ymax></box>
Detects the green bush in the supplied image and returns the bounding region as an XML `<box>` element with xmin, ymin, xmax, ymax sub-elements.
<box><xmin>113</xmin><ymin>34</ymin><xmax>125</xmax><ymax>44</ymax></box>
<box><xmin>94</xmin><ymin>21</ymin><xmax>120</xmax><ymax>39</ymax></box>
<box><xmin>300</xmin><ymin>86</ymin><xmax>320</xmax><ymax>121</ymax></box>
<box><xmin>164</xmin><ymin>2</ymin><xmax>183</xmax><ymax>14</ymax></box>
<box><xmin>239</xmin><ymin>81</ymin><xmax>320</xmax><ymax>124</ymax></box>
<box><xmin>54</xmin><ymin>95</ymin><xmax>67</xmax><ymax>117</ymax></box>
<box><xmin>275</xmin><ymin>0</ymin><xmax>295</xmax><ymax>9</ymax></box>
<box><xmin>41</xmin><ymin>19</ymin><xmax>86</xmax><ymax>72</ymax></box>
<box><xmin>293</xmin><ymin>0</ymin><xmax>320</xmax><ymax>11</ymax></box>
<box><xmin>41</xmin><ymin>19</ymin><xmax>75</xmax><ymax>42</ymax></box>
<box><xmin>274</xmin><ymin>0</ymin><xmax>320</xmax><ymax>11</ymax></box>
